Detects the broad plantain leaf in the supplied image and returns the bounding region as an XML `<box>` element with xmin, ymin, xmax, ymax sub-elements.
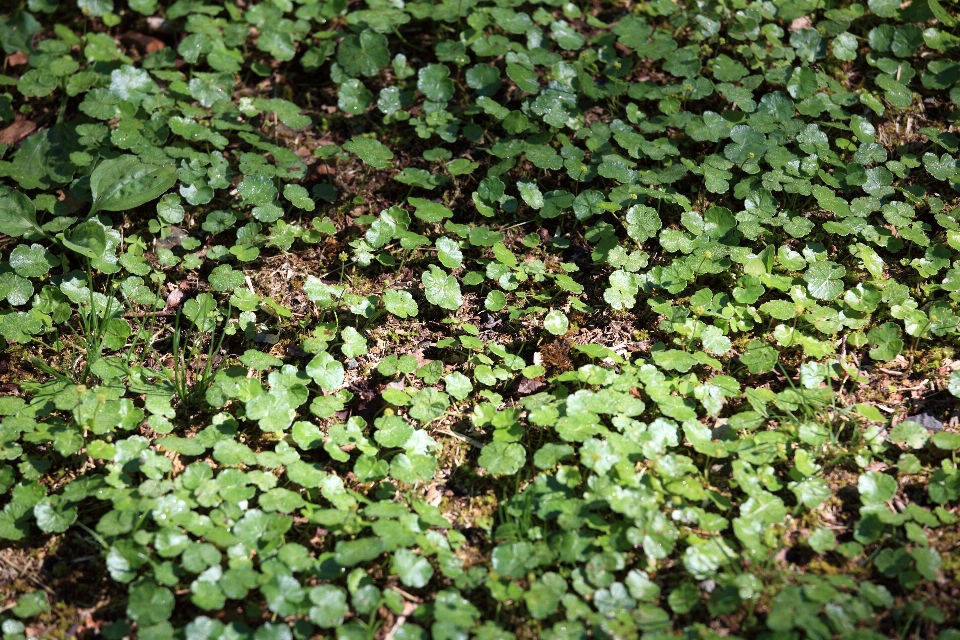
<box><xmin>90</xmin><ymin>155</ymin><xmax>178</xmax><ymax>214</ymax></box>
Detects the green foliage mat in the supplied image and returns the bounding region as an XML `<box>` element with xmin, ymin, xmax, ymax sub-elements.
<box><xmin>1</xmin><ymin>0</ymin><xmax>960</xmax><ymax>637</ymax></box>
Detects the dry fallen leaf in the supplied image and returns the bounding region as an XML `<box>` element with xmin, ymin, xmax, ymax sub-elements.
<box><xmin>165</xmin><ymin>288</ymin><xmax>184</xmax><ymax>309</ymax></box>
<box><xmin>6</xmin><ymin>50</ymin><xmax>28</xmax><ymax>66</ymax></box>
<box><xmin>0</xmin><ymin>115</ymin><xmax>37</xmax><ymax>147</ymax></box>
<box><xmin>120</xmin><ymin>31</ymin><xmax>166</xmax><ymax>55</ymax></box>
<box><xmin>516</xmin><ymin>376</ymin><xmax>546</xmax><ymax>395</ymax></box>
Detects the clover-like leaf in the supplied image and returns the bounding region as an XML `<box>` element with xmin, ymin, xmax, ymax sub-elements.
<box><xmin>212</xmin><ymin>439</ymin><xmax>257</xmax><ymax>466</ymax></box>
<box><xmin>237</xmin><ymin>175</ymin><xmax>277</xmax><ymax>206</ymax></box>
<box><xmin>374</xmin><ymin>414</ymin><xmax>413</xmax><ymax>448</ymax></box>
<box><xmin>808</xmin><ymin>528</ymin><xmax>836</xmax><ymax>553</ymax></box>
<box><xmin>869</xmin><ymin>0</ymin><xmax>899</xmax><ymax>17</ymax></box>
<box><xmin>518</xmin><ymin>181</ymin><xmax>544</xmax><ymax>209</ymax></box>
<box><xmin>652</xmin><ymin>349</ymin><xmax>699</xmax><ymax>373</ymax></box>
<box><xmin>334</xmin><ymin>537</ymin><xmax>384</xmax><ymax>567</ymax></box>
<box><xmin>524</xmin><ymin>572</ymin><xmax>567</xmax><ymax>619</ymax></box>
<box><xmin>259</xmin><ymin>487</ymin><xmax>306</xmax><ymax>513</ymax></box>
<box><xmin>682</xmin><ymin>538</ymin><xmax>733</xmax><ymax>580</ymax></box>
<box><xmin>491</xmin><ymin>541</ymin><xmax>534</xmax><ymax>578</ymax></box>
<box><xmin>948</xmin><ymin>371</ymin><xmax>960</xmax><ymax>399</ymax></box>
<box><xmin>444</xmin><ymin>371</ymin><xmax>472</xmax><ymax>400</ymax></box>
<box><xmin>183</xmin><ymin>292</ymin><xmax>219</xmax><ymax>332</ymax></box>
<box><xmin>700</xmin><ymin>326</ymin><xmax>731</xmax><ymax>355</ymax></box>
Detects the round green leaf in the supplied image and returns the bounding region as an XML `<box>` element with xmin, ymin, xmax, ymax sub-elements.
<box><xmin>239</xmin><ymin>349</ymin><xmax>284</xmax><ymax>370</ymax></box>
<box><xmin>491</xmin><ymin>541</ymin><xmax>534</xmax><ymax>578</ymax></box>
<box><xmin>259</xmin><ymin>487</ymin><xmax>306</xmax><ymax>513</ymax></box>
<box><xmin>208</xmin><ymin>264</ymin><xmax>245</xmax><ymax>292</ymax></box>
<box><xmin>334</xmin><ymin>537</ymin><xmax>384</xmax><ymax>567</ymax></box>
<box><xmin>374</xmin><ymin>414</ymin><xmax>413</xmax><ymax>448</ymax></box>
<box><xmin>867</xmin><ymin>322</ymin><xmax>903</xmax><ymax>362</ymax></box>
<box><xmin>237</xmin><ymin>175</ymin><xmax>277</xmax><ymax>206</ymax></box>
<box><xmin>337</xmin><ymin>29</ymin><xmax>390</xmax><ymax>77</ymax></box>
<box><xmin>126</xmin><ymin>581</ymin><xmax>175</xmax><ymax>627</ymax></box>
<box><xmin>340</xmin><ymin>326</ymin><xmax>368</xmax><ymax>359</ymax></box>
<box><xmin>543</xmin><ymin>310</ymin><xmax>569</xmax><ymax>336</ymax></box>
<box><xmin>700</xmin><ymin>325</ymin><xmax>731</xmax><ymax>355</ymax></box>
<box><xmin>309</xmin><ymin>585</ymin><xmax>348</xmax><ymax>628</ymax></box>
<box><xmin>478</xmin><ymin>441</ymin><xmax>525</xmax><ymax>475</ymax></box>
<box><xmin>436</xmin><ymin>236</ymin><xmax>462</xmax><ymax>269</ymax></box>
<box><xmin>383</xmin><ymin>289</ymin><xmax>418</xmax><ymax>318</ymax></box>
<box><xmin>392</xmin><ymin>549</ymin><xmax>433</xmax><ymax>588</ymax></box>
<box><xmin>932</xmin><ymin>432</ymin><xmax>960</xmax><ymax>450</ymax></box>
<box><xmin>858</xmin><ymin>471</ymin><xmax>897</xmax><ymax>505</ymax></box>
<box><xmin>33</xmin><ymin>497</ymin><xmax>77</xmax><ymax>533</ymax></box>
<box><xmin>422</xmin><ymin>265</ymin><xmax>462</xmax><ymax>310</ymax></box>
<box><xmin>283</xmin><ymin>183</ymin><xmax>315</xmax><ymax>211</ymax></box>
<box><xmin>417</xmin><ymin>64</ymin><xmax>454</xmax><ymax>102</ymax></box>
<box><xmin>190</xmin><ymin>572</ymin><xmax>226</xmax><ymax>611</ymax></box>
<box><xmin>889</xmin><ymin>421</ymin><xmax>931</xmax><ymax>449</ymax></box>
<box><xmin>306</xmin><ymin>352</ymin><xmax>344</xmax><ymax>391</ymax></box>
<box><xmin>803</xmin><ymin>261</ymin><xmax>846</xmax><ymax>300</ymax></box>
<box><xmin>9</xmin><ymin>243</ymin><xmax>58</xmax><ymax>278</ymax></box>
<box><xmin>338</xmin><ymin>79</ymin><xmax>373</xmax><ymax>115</ymax></box>
<box><xmin>444</xmin><ymin>371</ymin><xmax>473</xmax><ymax>400</ymax></box>
<box><xmin>12</xmin><ymin>591</ymin><xmax>50</xmax><ymax>619</ymax></box>
<box><xmin>808</xmin><ymin>528</ymin><xmax>837</xmax><ymax>553</ymax></box>
<box><xmin>343</xmin><ymin>136</ymin><xmax>393</xmax><ymax>169</ymax></box>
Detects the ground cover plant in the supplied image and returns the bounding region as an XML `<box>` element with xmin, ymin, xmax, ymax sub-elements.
<box><xmin>1</xmin><ymin>0</ymin><xmax>960</xmax><ymax>637</ymax></box>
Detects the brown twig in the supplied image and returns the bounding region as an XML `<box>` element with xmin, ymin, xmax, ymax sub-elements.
<box><xmin>0</xmin><ymin>553</ymin><xmax>55</xmax><ymax>595</ymax></box>
<box><xmin>383</xmin><ymin>601</ymin><xmax>419</xmax><ymax>640</ymax></box>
